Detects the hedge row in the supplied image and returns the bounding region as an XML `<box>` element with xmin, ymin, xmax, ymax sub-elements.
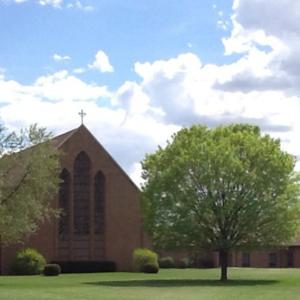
<box><xmin>11</xmin><ymin>248</ymin><xmax>117</xmax><ymax>275</ymax></box>
<box><xmin>51</xmin><ymin>261</ymin><xmax>117</xmax><ymax>273</ymax></box>
<box><xmin>11</xmin><ymin>247</ymin><xmax>213</xmax><ymax>275</ymax></box>
<box><xmin>43</xmin><ymin>264</ymin><xmax>61</xmax><ymax>276</ymax></box>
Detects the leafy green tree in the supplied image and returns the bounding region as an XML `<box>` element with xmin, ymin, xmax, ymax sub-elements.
<box><xmin>141</xmin><ymin>124</ymin><xmax>300</xmax><ymax>281</ymax></box>
<box><xmin>0</xmin><ymin>124</ymin><xmax>60</xmax><ymax>244</ymax></box>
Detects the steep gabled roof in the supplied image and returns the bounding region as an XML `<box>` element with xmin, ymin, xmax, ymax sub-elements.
<box><xmin>51</xmin><ymin>125</ymin><xmax>140</xmax><ymax>192</ymax></box>
<box><xmin>51</xmin><ymin>128</ymin><xmax>78</xmax><ymax>148</ymax></box>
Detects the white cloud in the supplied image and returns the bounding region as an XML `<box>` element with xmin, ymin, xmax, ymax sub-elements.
<box><xmin>73</xmin><ymin>68</ymin><xmax>86</xmax><ymax>74</ymax></box>
<box><xmin>2</xmin><ymin>45</ymin><xmax>300</xmax><ymax>185</ymax></box>
<box><xmin>2</xmin><ymin>0</ymin><xmax>300</xmax><ymax>185</ymax></box>
<box><xmin>0</xmin><ymin>70</ymin><xmax>111</xmax><ymax>107</ymax></box>
<box><xmin>0</xmin><ymin>68</ymin><xmax>5</xmax><ymax>80</ymax></box>
<box><xmin>217</xmin><ymin>20</ymin><xmax>229</xmax><ymax>31</ymax></box>
<box><xmin>0</xmin><ymin>0</ymin><xmax>28</xmax><ymax>3</ymax></box>
<box><xmin>67</xmin><ymin>0</ymin><xmax>93</xmax><ymax>11</ymax></box>
<box><xmin>233</xmin><ymin>0</ymin><xmax>300</xmax><ymax>37</ymax></box>
<box><xmin>38</xmin><ymin>0</ymin><xmax>63</xmax><ymax>8</ymax></box>
<box><xmin>0</xmin><ymin>0</ymin><xmax>94</xmax><ymax>10</ymax></box>
<box><xmin>33</xmin><ymin>70</ymin><xmax>110</xmax><ymax>102</ymax></box>
<box><xmin>53</xmin><ymin>53</ymin><xmax>71</xmax><ymax>62</ymax></box>
<box><xmin>115</xmin><ymin>50</ymin><xmax>300</xmax><ymax>172</ymax></box>
<box><xmin>89</xmin><ymin>50</ymin><xmax>114</xmax><ymax>73</ymax></box>
<box><xmin>0</xmin><ymin>69</ymin><xmax>178</xmax><ymax>186</ymax></box>
<box><xmin>215</xmin><ymin>7</ymin><xmax>230</xmax><ymax>31</ymax></box>
<box><xmin>129</xmin><ymin>162</ymin><xmax>144</xmax><ymax>187</ymax></box>
<box><xmin>223</xmin><ymin>0</ymin><xmax>300</xmax><ymax>84</ymax></box>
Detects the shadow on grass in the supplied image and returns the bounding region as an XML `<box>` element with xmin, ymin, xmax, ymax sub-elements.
<box><xmin>84</xmin><ymin>279</ymin><xmax>278</xmax><ymax>288</ymax></box>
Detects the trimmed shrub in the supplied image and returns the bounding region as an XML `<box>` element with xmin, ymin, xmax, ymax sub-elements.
<box><xmin>142</xmin><ymin>263</ymin><xmax>159</xmax><ymax>273</ymax></box>
<box><xmin>132</xmin><ymin>248</ymin><xmax>159</xmax><ymax>273</ymax></box>
<box><xmin>43</xmin><ymin>264</ymin><xmax>61</xmax><ymax>276</ymax></box>
<box><xmin>158</xmin><ymin>256</ymin><xmax>175</xmax><ymax>268</ymax></box>
<box><xmin>12</xmin><ymin>248</ymin><xmax>46</xmax><ymax>275</ymax></box>
<box><xmin>51</xmin><ymin>261</ymin><xmax>116</xmax><ymax>273</ymax></box>
<box><xmin>176</xmin><ymin>258</ymin><xmax>190</xmax><ymax>269</ymax></box>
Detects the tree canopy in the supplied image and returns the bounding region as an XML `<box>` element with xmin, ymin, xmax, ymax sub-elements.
<box><xmin>0</xmin><ymin>124</ymin><xmax>60</xmax><ymax>244</ymax></box>
<box><xmin>141</xmin><ymin>124</ymin><xmax>300</xmax><ymax>280</ymax></box>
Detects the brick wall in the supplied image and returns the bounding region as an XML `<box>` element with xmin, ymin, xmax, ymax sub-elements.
<box><xmin>0</xmin><ymin>126</ymin><xmax>144</xmax><ymax>274</ymax></box>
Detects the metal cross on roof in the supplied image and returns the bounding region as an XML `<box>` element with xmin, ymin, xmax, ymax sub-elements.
<box><xmin>78</xmin><ymin>109</ymin><xmax>86</xmax><ymax>125</ymax></box>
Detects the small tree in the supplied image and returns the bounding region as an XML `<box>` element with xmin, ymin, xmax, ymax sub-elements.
<box><xmin>0</xmin><ymin>124</ymin><xmax>60</xmax><ymax>244</ymax></box>
<box><xmin>141</xmin><ymin>124</ymin><xmax>300</xmax><ymax>281</ymax></box>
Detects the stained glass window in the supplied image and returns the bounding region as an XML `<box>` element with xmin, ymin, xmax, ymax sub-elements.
<box><xmin>94</xmin><ymin>171</ymin><xmax>105</xmax><ymax>234</ymax></box>
<box><xmin>73</xmin><ymin>151</ymin><xmax>90</xmax><ymax>235</ymax></box>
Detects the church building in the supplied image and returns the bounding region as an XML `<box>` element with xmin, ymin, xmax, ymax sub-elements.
<box><xmin>0</xmin><ymin>124</ymin><xmax>145</xmax><ymax>274</ymax></box>
<box><xmin>1</xmin><ymin>120</ymin><xmax>300</xmax><ymax>274</ymax></box>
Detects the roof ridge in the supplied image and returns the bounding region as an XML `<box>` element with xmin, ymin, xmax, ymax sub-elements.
<box><xmin>51</xmin><ymin>127</ymin><xmax>80</xmax><ymax>148</ymax></box>
<box><xmin>51</xmin><ymin>125</ymin><xmax>140</xmax><ymax>192</ymax></box>
<box><xmin>78</xmin><ymin>126</ymin><xmax>141</xmax><ymax>192</ymax></box>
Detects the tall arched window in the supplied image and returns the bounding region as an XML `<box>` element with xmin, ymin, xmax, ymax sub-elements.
<box><xmin>59</xmin><ymin>168</ymin><xmax>70</xmax><ymax>240</ymax></box>
<box><xmin>73</xmin><ymin>151</ymin><xmax>91</xmax><ymax>235</ymax></box>
<box><xmin>94</xmin><ymin>171</ymin><xmax>105</xmax><ymax>234</ymax></box>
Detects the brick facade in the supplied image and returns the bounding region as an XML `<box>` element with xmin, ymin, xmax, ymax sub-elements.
<box><xmin>0</xmin><ymin>125</ymin><xmax>144</xmax><ymax>274</ymax></box>
<box><xmin>224</xmin><ymin>247</ymin><xmax>300</xmax><ymax>268</ymax></box>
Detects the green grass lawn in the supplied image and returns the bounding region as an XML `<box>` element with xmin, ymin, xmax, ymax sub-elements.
<box><xmin>2</xmin><ymin>268</ymin><xmax>300</xmax><ymax>300</ymax></box>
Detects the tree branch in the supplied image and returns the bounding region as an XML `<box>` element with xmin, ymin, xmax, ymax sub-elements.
<box><xmin>0</xmin><ymin>169</ymin><xmax>30</xmax><ymax>206</ymax></box>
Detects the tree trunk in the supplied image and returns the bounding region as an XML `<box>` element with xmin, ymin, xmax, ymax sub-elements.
<box><xmin>219</xmin><ymin>249</ymin><xmax>228</xmax><ymax>281</ymax></box>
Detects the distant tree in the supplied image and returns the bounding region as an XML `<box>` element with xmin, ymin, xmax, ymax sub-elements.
<box><xmin>141</xmin><ymin>124</ymin><xmax>300</xmax><ymax>281</ymax></box>
<box><xmin>0</xmin><ymin>124</ymin><xmax>60</xmax><ymax>244</ymax></box>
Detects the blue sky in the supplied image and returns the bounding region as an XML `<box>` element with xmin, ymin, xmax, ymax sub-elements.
<box><xmin>0</xmin><ymin>0</ymin><xmax>233</xmax><ymax>86</ymax></box>
<box><xmin>1</xmin><ymin>0</ymin><xmax>300</xmax><ymax>185</ymax></box>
